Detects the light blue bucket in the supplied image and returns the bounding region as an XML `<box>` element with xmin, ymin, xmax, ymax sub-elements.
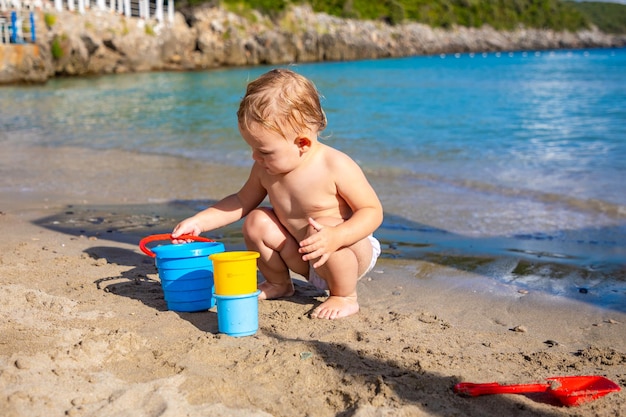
<box><xmin>139</xmin><ymin>234</ymin><xmax>225</xmax><ymax>312</ymax></box>
<box><xmin>215</xmin><ymin>290</ymin><xmax>261</xmax><ymax>337</ymax></box>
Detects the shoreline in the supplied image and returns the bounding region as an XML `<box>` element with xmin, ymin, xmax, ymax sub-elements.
<box><xmin>1</xmin><ymin>143</ymin><xmax>625</xmax><ymax>415</ymax></box>
<box><xmin>30</xmin><ymin>199</ymin><xmax>626</xmax><ymax>313</ymax></box>
<box><xmin>3</xmin><ymin>4</ymin><xmax>626</xmax><ymax>84</ymax></box>
<box><xmin>3</xmin><ymin>142</ymin><xmax>624</xmax><ymax>311</ymax></box>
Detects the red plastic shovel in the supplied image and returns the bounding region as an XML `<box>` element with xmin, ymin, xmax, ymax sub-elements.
<box><xmin>454</xmin><ymin>375</ymin><xmax>620</xmax><ymax>407</ymax></box>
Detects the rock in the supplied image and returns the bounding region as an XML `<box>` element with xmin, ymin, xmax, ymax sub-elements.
<box><xmin>511</xmin><ymin>325</ymin><xmax>528</xmax><ymax>333</ymax></box>
<box><xmin>0</xmin><ymin>43</ymin><xmax>51</xmax><ymax>83</ymax></box>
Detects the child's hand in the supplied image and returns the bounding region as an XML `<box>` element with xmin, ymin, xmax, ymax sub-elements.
<box><xmin>299</xmin><ymin>218</ymin><xmax>338</xmax><ymax>268</ymax></box>
<box><xmin>171</xmin><ymin>218</ymin><xmax>203</xmax><ymax>244</ymax></box>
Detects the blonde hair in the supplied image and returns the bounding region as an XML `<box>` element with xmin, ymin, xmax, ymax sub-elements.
<box><xmin>237</xmin><ymin>68</ymin><xmax>327</xmax><ymax>139</ymax></box>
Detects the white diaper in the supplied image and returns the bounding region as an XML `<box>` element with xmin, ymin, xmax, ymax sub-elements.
<box><xmin>308</xmin><ymin>235</ymin><xmax>381</xmax><ymax>291</ymax></box>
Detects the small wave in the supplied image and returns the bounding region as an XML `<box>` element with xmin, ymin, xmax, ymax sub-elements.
<box><xmin>453</xmin><ymin>177</ymin><xmax>626</xmax><ymax>219</ymax></box>
<box><xmin>506</xmin><ymin>248</ymin><xmax>580</xmax><ymax>261</ymax></box>
<box><xmin>369</xmin><ymin>166</ymin><xmax>626</xmax><ymax>220</ymax></box>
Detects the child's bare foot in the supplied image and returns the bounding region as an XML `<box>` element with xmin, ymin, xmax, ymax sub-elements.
<box><xmin>310</xmin><ymin>295</ymin><xmax>359</xmax><ymax>320</ymax></box>
<box><xmin>258</xmin><ymin>280</ymin><xmax>294</xmax><ymax>300</ymax></box>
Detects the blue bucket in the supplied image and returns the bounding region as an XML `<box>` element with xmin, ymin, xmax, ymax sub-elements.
<box><xmin>140</xmin><ymin>235</ymin><xmax>225</xmax><ymax>312</ymax></box>
<box><xmin>215</xmin><ymin>290</ymin><xmax>261</xmax><ymax>337</ymax></box>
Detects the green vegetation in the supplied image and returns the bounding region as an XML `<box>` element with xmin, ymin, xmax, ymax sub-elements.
<box><xmin>44</xmin><ymin>12</ymin><xmax>57</xmax><ymax>28</ymax></box>
<box><xmin>223</xmin><ymin>1</ymin><xmax>262</xmax><ymax>21</ymax></box>
<box><xmin>121</xmin><ymin>19</ymin><xmax>130</xmax><ymax>35</ymax></box>
<box><xmin>51</xmin><ymin>36</ymin><xmax>64</xmax><ymax>59</ymax></box>
<box><xmin>569</xmin><ymin>1</ymin><xmax>626</xmax><ymax>33</ymax></box>
<box><xmin>212</xmin><ymin>0</ymin><xmax>626</xmax><ymax>33</ymax></box>
<box><xmin>221</xmin><ymin>0</ymin><xmax>591</xmax><ymax>30</ymax></box>
<box><xmin>145</xmin><ymin>23</ymin><xmax>156</xmax><ymax>35</ymax></box>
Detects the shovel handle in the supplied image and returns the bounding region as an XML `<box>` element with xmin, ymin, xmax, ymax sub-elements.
<box><xmin>454</xmin><ymin>382</ymin><xmax>551</xmax><ymax>397</ymax></box>
<box><xmin>139</xmin><ymin>233</ymin><xmax>215</xmax><ymax>257</ymax></box>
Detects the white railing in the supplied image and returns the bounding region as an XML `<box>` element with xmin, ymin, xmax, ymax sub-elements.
<box><xmin>54</xmin><ymin>0</ymin><xmax>174</xmax><ymax>23</ymax></box>
<box><xmin>1</xmin><ymin>0</ymin><xmax>43</xmax><ymax>12</ymax></box>
<box><xmin>0</xmin><ymin>0</ymin><xmax>174</xmax><ymax>24</ymax></box>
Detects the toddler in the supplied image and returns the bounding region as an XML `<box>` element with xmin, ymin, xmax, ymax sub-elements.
<box><xmin>172</xmin><ymin>68</ymin><xmax>383</xmax><ymax>319</ymax></box>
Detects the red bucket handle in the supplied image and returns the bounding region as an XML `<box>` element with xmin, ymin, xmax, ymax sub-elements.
<box><xmin>139</xmin><ymin>233</ymin><xmax>215</xmax><ymax>258</ymax></box>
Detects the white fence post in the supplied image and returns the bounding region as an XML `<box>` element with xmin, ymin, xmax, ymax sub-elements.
<box><xmin>168</xmin><ymin>0</ymin><xmax>174</xmax><ymax>23</ymax></box>
<box><xmin>156</xmin><ymin>0</ymin><xmax>162</xmax><ymax>22</ymax></box>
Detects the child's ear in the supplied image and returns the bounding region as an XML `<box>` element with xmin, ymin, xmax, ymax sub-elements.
<box><xmin>295</xmin><ymin>136</ymin><xmax>312</xmax><ymax>152</ymax></box>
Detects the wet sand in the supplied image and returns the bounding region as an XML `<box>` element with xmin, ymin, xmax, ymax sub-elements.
<box><xmin>0</xmin><ymin>144</ymin><xmax>624</xmax><ymax>416</ymax></box>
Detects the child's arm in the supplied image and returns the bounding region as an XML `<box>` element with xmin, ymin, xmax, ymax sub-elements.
<box><xmin>300</xmin><ymin>153</ymin><xmax>383</xmax><ymax>267</ymax></box>
<box><xmin>172</xmin><ymin>164</ymin><xmax>267</xmax><ymax>242</ymax></box>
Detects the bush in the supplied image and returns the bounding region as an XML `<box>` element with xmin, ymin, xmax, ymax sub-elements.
<box><xmin>51</xmin><ymin>36</ymin><xmax>64</xmax><ymax>59</ymax></box>
<box><xmin>212</xmin><ymin>0</ymin><xmax>626</xmax><ymax>32</ymax></box>
<box><xmin>44</xmin><ymin>13</ymin><xmax>57</xmax><ymax>28</ymax></box>
<box><xmin>570</xmin><ymin>1</ymin><xmax>626</xmax><ymax>34</ymax></box>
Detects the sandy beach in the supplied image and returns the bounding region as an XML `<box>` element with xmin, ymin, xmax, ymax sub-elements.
<box><xmin>1</xmin><ymin>144</ymin><xmax>624</xmax><ymax>417</ymax></box>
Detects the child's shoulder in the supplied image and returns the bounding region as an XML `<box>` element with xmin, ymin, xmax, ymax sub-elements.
<box><xmin>320</xmin><ymin>143</ymin><xmax>352</xmax><ymax>160</ymax></box>
<box><xmin>318</xmin><ymin>143</ymin><xmax>356</xmax><ymax>165</ymax></box>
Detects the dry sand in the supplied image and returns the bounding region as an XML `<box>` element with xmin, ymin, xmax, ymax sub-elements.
<box><xmin>1</xmin><ymin>145</ymin><xmax>625</xmax><ymax>417</ymax></box>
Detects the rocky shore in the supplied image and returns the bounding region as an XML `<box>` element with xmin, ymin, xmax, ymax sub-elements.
<box><xmin>2</xmin><ymin>4</ymin><xmax>626</xmax><ymax>84</ymax></box>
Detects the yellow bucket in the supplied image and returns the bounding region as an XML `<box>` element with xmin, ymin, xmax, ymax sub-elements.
<box><xmin>209</xmin><ymin>251</ymin><xmax>260</xmax><ymax>295</ymax></box>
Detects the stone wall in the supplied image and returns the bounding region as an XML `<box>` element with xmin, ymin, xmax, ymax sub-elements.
<box><xmin>2</xmin><ymin>4</ymin><xmax>625</xmax><ymax>84</ymax></box>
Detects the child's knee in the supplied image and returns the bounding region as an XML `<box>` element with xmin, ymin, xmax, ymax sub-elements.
<box><xmin>244</xmin><ymin>209</ymin><xmax>267</xmax><ymax>234</ymax></box>
<box><xmin>243</xmin><ymin>208</ymin><xmax>278</xmax><ymax>241</ymax></box>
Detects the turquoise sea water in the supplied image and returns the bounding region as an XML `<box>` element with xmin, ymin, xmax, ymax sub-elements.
<box><xmin>2</xmin><ymin>48</ymin><xmax>625</xmax><ymax>308</ymax></box>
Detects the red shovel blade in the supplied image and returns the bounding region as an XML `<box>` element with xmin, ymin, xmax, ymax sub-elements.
<box><xmin>454</xmin><ymin>375</ymin><xmax>620</xmax><ymax>407</ymax></box>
